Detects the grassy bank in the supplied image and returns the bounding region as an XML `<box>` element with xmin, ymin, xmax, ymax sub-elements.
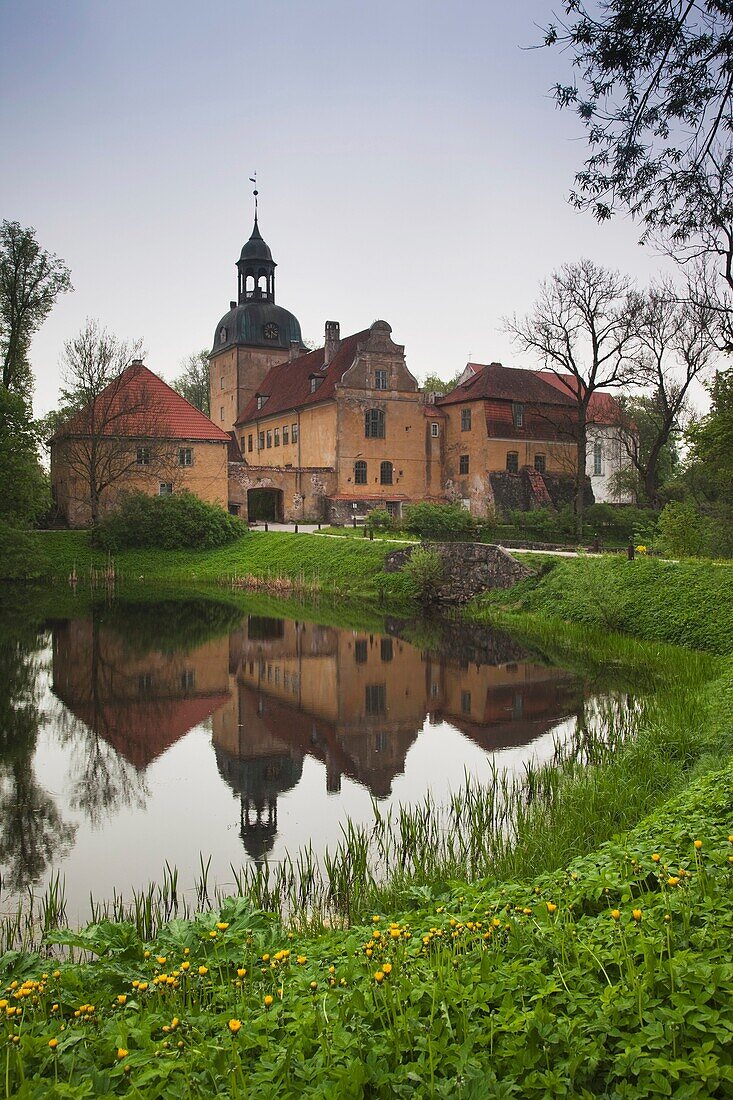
<box><xmin>2</xmin><ymin>764</ymin><xmax>732</xmax><ymax>1097</ymax></box>
<box><xmin>12</xmin><ymin>530</ymin><xmax>410</xmax><ymax>605</ymax></box>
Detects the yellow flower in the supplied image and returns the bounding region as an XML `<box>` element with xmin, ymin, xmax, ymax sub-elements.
<box><xmin>51</xmin><ymin>1003</ymin><xmax>58</xmax><ymax>1012</ymax></box>
<box><xmin>237</xmin><ymin>968</ymin><xmax>246</xmax><ymax>978</ymax></box>
<box><xmin>180</xmin><ymin>961</ymin><xmax>190</xmax><ymax>971</ymax></box>
<box><xmin>53</xmin><ymin>971</ymin><xmax>61</xmax><ymax>979</ymax></box>
<box><xmin>546</xmin><ymin>902</ymin><xmax>557</xmax><ymax>914</ymax></box>
<box><xmin>373</xmin><ymin>930</ymin><xmax>381</xmax><ymax>939</ymax></box>
<box><xmin>117</xmin><ymin>1048</ymin><xmax>128</xmax><ymax>1059</ymax></box>
<box><xmin>667</xmin><ymin>876</ymin><xmax>680</xmax><ymax>886</ymax></box>
<box><xmin>651</xmin><ymin>853</ymin><xmax>661</xmax><ymax>863</ymax></box>
<box><xmin>372</xmin><ymin>915</ymin><xmax>381</xmax><ymax>923</ymax></box>
<box><xmin>138</xmin><ymin>982</ymin><xmax>148</xmax><ymax>991</ymax></box>
<box><xmin>264</xmin><ymin>995</ymin><xmax>274</xmax><ymax>1008</ymax></box>
<box><xmin>632</xmin><ymin>909</ymin><xmax>642</xmax><ymax>921</ymax></box>
<box><xmin>262</xmin><ymin>954</ymin><xmax>270</xmax><ymax>963</ymax></box>
<box><xmin>610</xmin><ymin>910</ymin><xmax>621</xmax><ymax>921</ymax></box>
<box><xmin>296</xmin><ymin>956</ymin><xmax>306</xmax><ymax>965</ymax></box>
<box><xmin>143</xmin><ymin>950</ymin><xmax>151</xmax><ymax>959</ymax></box>
<box><xmin>217</xmin><ymin>922</ymin><xmax>229</xmax><ymax>930</ymax></box>
<box><xmin>198</xmin><ymin>966</ymin><xmax>208</xmax><ymax>976</ymax></box>
<box><xmin>209</xmin><ymin>930</ymin><xmax>217</xmax><ymax>939</ymax></box>
<box><xmin>382</xmin><ymin>963</ymin><xmax>392</xmax><ymax>975</ymax></box>
<box><xmin>117</xmin><ymin>994</ymin><xmax>127</xmax><ymax>1005</ymax></box>
<box><xmin>228</xmin><ymin>1019</ymin><xmax>241</xmax><ymax>1034</ymax></box>
<box><xmin>171</xmin><ymin>1017</ymin><xmax>179</xmax><ymax>1030</ymax></box>
<box><xmin>374</xmin><ymin>971</ymin><xmax>385</xmax><ymax>983</ymax></box>
<box><xmin>156</xmin><ymin>956</ymin><xmax>166</xmax><ymax>965</ymax></box>
<box><xmin>694</xmin><ymin>839</ymin><xmax>702</xmax><ymax>850</ymax></box>
<box><xmin>48</xmin><ymin>1038</ymin><xmax>58</xmax><ymax>1049</ymax></box>
<box><xmin>389</xmin><ymin>928</ymin><xmax>400</xmax><ymax>939</ymax></box>
<box><xmin>310</xmin><ymin>981</ymin><xmax>318</xmax><ymax>991</ymax></box>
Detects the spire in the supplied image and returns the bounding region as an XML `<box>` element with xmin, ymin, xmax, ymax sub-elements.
<box><xmin>237</xmin><ymin>174</ymin><xmax>276</xmax><ymax>304</ymax></box>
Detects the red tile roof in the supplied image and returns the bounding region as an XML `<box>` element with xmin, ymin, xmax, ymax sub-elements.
<box><xmin>437</xmin><ymin>363</ymin><xmax>577</xmax><ymax>408</ymax></box>
<box><xmin>53</xmin><ymin>363</ymin><xmax>231</xmax><ymax>442</ymax></box>
<box><xmin>236</xmin><ymin>330</ymin><xmax>370</xmax><ymax>426</ymax></box>
<box><xmin>535</xmin><ymin>371</ymin><xmax>625</xmax><ymax>426</ymax></box>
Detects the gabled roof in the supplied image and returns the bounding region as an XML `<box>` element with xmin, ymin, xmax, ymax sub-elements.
<box><xmin>52</xmin><ymin>362</ymin><xmax>231</xmax><ymax>442</ymax></box>
<box><xmin>236</xmin><ymin>330</ymin><xmax>370</xmax><ymax>426</ymax></box>
<box><xmin>437</xmin><ymin>363</ymin><xmax>577</xmax><ymax>408</ymax></box>
<box><xmin>535</xmin><ymin>371</ymin><xmax>625</xmax><ymax>426</ymax></box>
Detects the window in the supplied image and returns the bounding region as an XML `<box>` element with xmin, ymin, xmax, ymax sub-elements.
<box><xmin>274</xmin><ymin>428</ymin><xmax>280</xmax><ymax>447</ymax></box>
<box><xmin>181</xmin><ymin>669</ymin><xmax>195</xmax><ymax>690</ymax></box>
<box><xmin>386</xmin><ymin>500</ymin><xmax>401</xmax><ymax>518</ymax></box>
<box><xmin>258</xmin><ymin>431</ymin><xmax>265</xmax><ymax>450</ymax></box>
<box><xmin>461</xmin><ymin>408</ymin><xmax>472</xmax><ymax>431</ymax></box>
<box><xmin>136</xmin><ymin>447</ymin><xmax>150</xmax><ymax>466</ymax></box>
<box><xmin>534</xmin><ymin>453</ymin><xmax>546</xmax><ymax>473</ymax></box>
<box><xmin>159</xmin><ymin>482</ymin><xmax>173</xmax><ymax>496</ymax></box>
<box><xmin>365</xmin><ymin>684</ymin><xmax>387</xmax><ymax>716</ymax></box>
<box><xmin>283</xmin><ymin>425</ymin><xmax>289</xmax><ymax>445</ymax></box>
<box><xmin>220</xmin><ymin>406</ymin><xmax>225</xmax><ymax>421</ymax></box>
<box><xmin>178</xmin><ymin>447</ymin><xmax>193</xmax><ymax>467</ymax></box>
<box><xmin>354</xmin><ymin>460</ymin><xmax>368</xmax><ymax>485</ymax></box>
<box><xmin>512</xmin><ymin>403</ymin><xmax>524</xmax><ymax>427</ymax></box>
<box><xmin>220</xmin><ymin>376</ymin><xmax>225</xmax><ymax>389</ymax></box>
<box><xmin>461</xmin><ymin>690</ymin><xmax>472</xmax><ymax>715</ymax></box>
<box><xmin>266</xmin><ymin>430</ymin><xmax>272</xmax><ymax>448</ymax></box>
<box><xmin>506</xmin><ymin>451</ymin><xmax>519</xmax><ymax>473</ymax></box>
<box><xmin>354</xmin><ymin>639</ymin><xmax>368</xmax><ymax>663</ymax></box>
<box><xmin>431</xmin><ymin>422</ymin><xmax>440</xmax><ymax>437</ymax></box>
<box><xmin>365</xmin><ymin>408</ymin><xmax>385</xmax><ymax>438</ymax></box>
<box><xmin>380</xmin><ymin>460</ymin><xmax>393</xmax><ymax>485</ymax></box>
<box><xmin>380</xmin><ymin>638</ymin><xmax>393</xmax><ymax>662</ymax></box>
<box><xmin>310</xmin><ymin>377</ymin><xmax>319</xmax><ymax>393</ymax></box>
<box><xmin>459</xmin><ymin>454</ymin><xmax>469</xmax><ymax>475</ymax></box>
<box><xmin>292</xmin><ymin>423</ymin><xmax>299</xmax><ymax>443</ymax></box>
<box><xmin>375</xmin><ymin>369</ymin><xmax>388</xmax><ymax>390</ymax></box>
<box><xmin>219</xmin><ymin>326</ymin><xmax>227</xmax><ymax>344</ymax></box>
<box><xmin>248</xmin><ymin>434</ymin><xmax>253</xmax><ymax>453</ymax></box>
<box><xmin>594</xmin><ymin>440</ymin><xmax>603</xmax><ymax>476</ymax></box>
<box><xmin>138</xmin><ymin>672</ymin><xmax>153</xmax><ymax>694</ymax></box>
<box><xmin>256</xmin><ymin>394</ymin><xmax>267</xmax><ymax>410</ymax></box>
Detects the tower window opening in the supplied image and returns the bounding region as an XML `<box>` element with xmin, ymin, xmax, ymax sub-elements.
<box><xmin>365</xmin><ymin>408</ymin><xmax>385</xmax><ymax>438</ymax></box>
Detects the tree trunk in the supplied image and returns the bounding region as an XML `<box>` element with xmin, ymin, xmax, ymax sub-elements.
<box><xmin>575</xmin><ymin>406</ymin><xmax>587</xmax><ymax>541</ymax></box>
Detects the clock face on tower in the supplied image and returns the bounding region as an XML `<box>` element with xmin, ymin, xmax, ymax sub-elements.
<box><xmin>263</xmin><ymin>322</ymin><xmax>279</xmax><ymax>342</ymax></box>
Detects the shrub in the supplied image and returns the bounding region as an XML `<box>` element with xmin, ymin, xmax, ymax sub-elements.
<box><xmin>0</xmin><ymin>523</ymin><xmax>49</xmax><ymax>579</ymax></box>
<box><xmin>403</xmin><ymin>546</ymin><xmax>444</xmax><ymax>603</ymax></box>
<box><xmin>90</xmin><ymin>492</ymin><xmax>247</xmax><ymax>551</ymax></box>
<box><xmin>365</xmin><ymin>508</ymin><xmax>394</xmax><ymax>533</ymax></box>
<box><xmin>657</xmin><ymin>501</ymin><xmax>711</xmax><ymax>558</ymax></box>
<box><xmin>403</xmin><ymin>502</ymin><xmax>481</xmax><ymax>541</ymax></box>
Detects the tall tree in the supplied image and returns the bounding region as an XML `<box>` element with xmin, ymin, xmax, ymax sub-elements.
<box><xmin>171</xmin><ymin>350</ymin><xmax>210</xmax><ymax>415</ymax></box>
<box><xmin>545</xmin><ymin>3</ymin><xmax>733</xmax><ymax>298</ymax></box>
<box><xmin>505</xmin><ymin>259</ymin><xmax>642</xmax><ymax>537</ymax></box>
<box><xmin>0</xmin><ymin>220</ymin><xmax>72</xmax><ymax>393</ymax></box>
<box><xmin>0</xmin><ymin>387</ymin><xmax>49</xmax><ymax>525</ymax></box>
<box><xmin>53</xmin><ymin>320</ymin><xmax>175</xmax><ymax>525</ymax></box>
<box><xmin>420</xmin><ymin>372</ymin><xmax>462</xmax><ymax>395</ymax></box>
<box><xmin>619</xmin><ymin>282</ymin><xmax>714</xmax><ymax>504</ymax></box>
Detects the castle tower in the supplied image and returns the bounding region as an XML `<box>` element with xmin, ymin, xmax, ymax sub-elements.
<box><xmin>209</xmin><ymin>209</ymin><xmax>303</xmax><ymax>436</ymax></box>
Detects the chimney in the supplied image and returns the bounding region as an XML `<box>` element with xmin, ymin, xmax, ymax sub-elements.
<box><xmin>230</xmin><ymin>300</ymin><xmax>236</xmax><ymax>310</ymax></box>
<box><xmin>131</xmin><ymin>358</ymin><xmax>144</xmax><ymax>367</ymax></box>
<box><xmin>289</xmin><ymin>340</ymin><xmax>300</xmax><ymax>361</ymax></box>
<box><xmin>324</xmin><ymin>320</ymin><xmax>340</xmax><ymax>366</ymax></box>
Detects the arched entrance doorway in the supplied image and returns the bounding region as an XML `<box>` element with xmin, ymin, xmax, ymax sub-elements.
<box><xmin>247</xmin><ymin>488</ymin><xmax>284</xmax><ymax>522</ymax></box>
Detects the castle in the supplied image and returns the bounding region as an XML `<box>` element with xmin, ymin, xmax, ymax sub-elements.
<box><xmin>51</xmin><ymin>211</ymin><xmax>631</xmax><ymax>528</ymax></box>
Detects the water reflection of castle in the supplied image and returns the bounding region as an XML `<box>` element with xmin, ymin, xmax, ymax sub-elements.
<box><xmin>51</xmin><ymin>612</ymin><xmax>583</xmax><ymax>862</ymax></box>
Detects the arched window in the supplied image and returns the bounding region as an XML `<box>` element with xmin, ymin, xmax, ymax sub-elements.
<box><xmin>219</xmin><ymin>326</ymin><xmax>228</xmax><ymax>344</ymax></box>
<box><xmin>380</xmin><ymin>461</ymin><xmax>393</xmax><ymax>485</ymax></box>
<box><xmin>354</xmin><ymin>460</ymin><xmax>367</xmax><ymax>485</ymax></box>
<box><xmin>245</xmin><ymin>273</ymin><xmax>255</xmax><ymax>296</ymax></box>
<box><xmin>593</xmin><ymin>440</ymin><xmax>603</xmax><ymax>476</ymax></box>
<box><xmin>365</xmin><ymin>409</ymin><xmax>385</xmax><ymax>438</ymax></box>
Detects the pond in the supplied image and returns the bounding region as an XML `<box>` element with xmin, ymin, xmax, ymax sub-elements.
<box><xmin>1</xmin><ymin>596</ymin><xmax>641</xmax><ymax>922</ymax></box>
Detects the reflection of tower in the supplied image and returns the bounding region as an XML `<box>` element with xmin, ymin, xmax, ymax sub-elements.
<box><xmin>214</xmin><ymin>744</ymin><xmax>303</xmax><ymax>863</ymax></box>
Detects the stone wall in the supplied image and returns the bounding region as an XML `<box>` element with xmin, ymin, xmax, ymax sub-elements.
<box><xmin>383</xmin><ymin>542</ymin><xmax>534</xmax><ymax>603</ymax></box>
<box><xmin>228</xmin><ymin>464</ymin><xmax>336</xmax><ymax>522</ymax></box>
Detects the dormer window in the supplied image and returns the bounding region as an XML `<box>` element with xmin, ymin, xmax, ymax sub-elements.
<box><xmin>219</xmin><ymin>326</ymin><xmax>228</xmax><ymax>344</ymax></box>
<box><xmin>256</xmin><ymin>394</ymin><xmax>268</xmax><ymax>411</ymax></box>
<box><xmin>512</xmin><ymin>403</ymin><xmax>524</xmax><ymax>428</ymax></box>
<box><xmin>309</xmin><ymin>374</ymin><xmax>322</xmax><ymax>394</ymax></box>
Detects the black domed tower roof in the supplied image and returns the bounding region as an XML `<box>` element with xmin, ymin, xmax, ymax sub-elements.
<box><xmin>211</xmin><ymin>213</ymin><xmax>303</xmax><ymax>355</ymax></box>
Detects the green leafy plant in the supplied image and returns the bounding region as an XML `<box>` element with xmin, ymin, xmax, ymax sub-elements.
<box><xmin>403</xmin><ymin>502</ymin><xmax>481</xmax><ymax>541</ymax></box>
<box><xmin>403</xmin><ymin>546</ymin><xmax>444</xmax><ymax>603</ymax></box>
<box><xmin>90</xmin><ymin>492</ymin><xmax>247</xmax><ymax>552</ymax></box>
<box><xmin>365</xmin><ymin>508</ymin><xmax>394</xmax><ymax>533</ymax></box>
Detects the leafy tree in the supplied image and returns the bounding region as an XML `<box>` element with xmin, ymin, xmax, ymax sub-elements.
<box><xmin>612</xmin><ymin>393</ymin><xmax>681</xmax><ymax>503</ymax></box>
<box><xmin>0</xmin><ymin>387</ymin><xmax>49</xmax><ymax>525</ymax></box>
<box><xmin>682</xmin><ymin>367</ymin><xmax>733</xmax><ymax>551</ymax></box>
<box><xmin>544</xmin><ymin>3</ymin><xmax>733</xmax><ymax>294</ymax></box>
<box><xmin>420</xmin><ymin>372</ymin><xmax>462</xmax><ymax>395</ymax></box>
<box><xmin>0</xmin><ymin>220</ymin><xmax>72</xmax><ymax>393</ymax></box>
<box><xmin>171</xmin><ymin>350</ymin><xmax>210</xmax><ymax>415</ymax></box>
<box><xmin>505</xmin><ymin>259</ymin><xmax>643</xmax><ymax>537</ymax></box>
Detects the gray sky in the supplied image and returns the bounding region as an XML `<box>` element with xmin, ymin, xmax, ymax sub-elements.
<box><xmin>2</xmin><ymin>0</ymin><xmax>674</xmax><ymax>417</ymax></box>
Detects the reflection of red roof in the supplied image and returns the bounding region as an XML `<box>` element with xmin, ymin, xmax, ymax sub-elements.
<box><xmin>70</xmin><ymin>693</ymin><xmax>231</xmax><ymax>769</ymax></box>
<box><xmin>52</xmin><ymin>363</ymin><xmax>231</xmax><ymax>442</ymax></box>
<box><xmin>236</xmin><ymin>330</ymin><xmax>369</xmax><ymax>426</ymax></box>
<box><xmin>535</xmin><ymin>372</ymin><xmax>625</xmax><ymax>426</ymax></box>
<box><xmin>438</xmin><ymin>363</ymin><xmax>577</xmax><ymax>407</ymax></box>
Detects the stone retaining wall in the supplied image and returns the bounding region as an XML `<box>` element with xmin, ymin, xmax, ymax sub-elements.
<box><xmin>383</xmin><ymin>542</ymin><xmax>534</xmax><ymax>603</ymax></box>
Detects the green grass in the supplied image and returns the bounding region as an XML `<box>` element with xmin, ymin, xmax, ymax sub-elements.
<box><xmin>15</xmin><ymin>531</ymin><xmax>412</xmax><ymax>604</ymax></box>
<box><xmin>2</xmin><ymin>764</ymin><xmax>732</xmax><ymax>1097</ymax></box>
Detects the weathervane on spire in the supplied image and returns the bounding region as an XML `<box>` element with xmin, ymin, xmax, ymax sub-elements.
<box><xmin>249</xmin><ymin>172</ymin><xmax>258</xmax><ymax>219</ymax></box>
